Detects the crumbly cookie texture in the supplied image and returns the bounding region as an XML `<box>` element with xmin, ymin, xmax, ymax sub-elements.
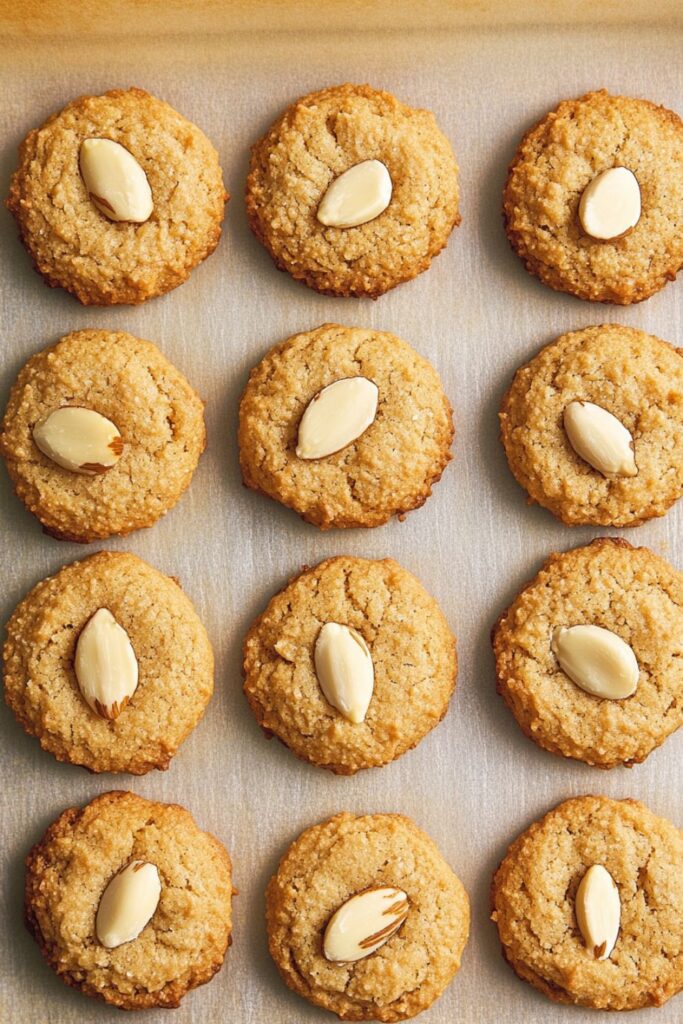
<box><xmin>238</xmin><ymin>323</ymin><xmax>453</xmax><ymax>529</ymax></box>
<box><xmin>500</xmin><ymin>324</ymin><xmax>683</xmax><ymax>526</ymax></box>
<box><xmin>491</xmin><ymin>795</ymin><xmax>683</xmax><ymax>1010</ymax></box>
<box><xmin>492</xmin><ymin>538</ymin><xmax>683</xmax><ymax>768</ymax></box>
<box><xmin>4</xmin><ymin>551</ymin><xmax>213</xmax><ymax>774</ymax></box>
<box><xmin>25</xmin><ymin>791</ymin><xmax>233</xmax><ymax>1009</ymax></box>
<box><xmin>243</xmin><ymin>556</ymin><xmax>456</xmax><ymax>774</ymax></box>
<box><xmin>503</xmin><ymin>90</ymin><xmax>683</xmax><ymax>304</ymax></box>
<box><xmin>0</xmin><ymin>328</ymin><xmax>205</xmax><ymax>542</ymax></box>
<box><xmin>7</xmin><ymin>87</ymin><xmax>227</xmax><ymax>305</ymax></box>
<box><xmin>267</xmin><ymin>812</ymin><xmax>469</xmax><ymax>1021</ymax></box>
<box><xmin>246</xmin><ymin>84</ymin><xmax>460</xmax><ymax>297</ymax></box>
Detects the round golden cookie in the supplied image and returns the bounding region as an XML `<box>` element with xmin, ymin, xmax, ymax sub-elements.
<box><xmin>491</xmin><ymin>795</ymin><xmax>683</xmax><ymax>1010</ymax></box>
<box><xmin>492</xmin><ymin>538</ymin><xmax>683</xmax><ymax>768</ymax></box>
<box><xmin>4</xmin><ymin>551</ymin><xmax>213</xmax><ymax>774</ymax></box>
<box><xmin>246</xmin><ymin>84</ymin><xmax>460</xmax><ymax>297</ymax></box>
<box><xmin>0</xmin><ymin>328</ymin><xmax>205</xmax><ymax>542</ymax></box>
<box><xmin>238</xmin><ymin>324</ymin><xmax>453</xmax><ymax>529</ymax></box>
<box><xmin>7</xmin><ymin>87</ymin><xmax>227</xmax><ymax>305</ymax></box>
<box><xmin>25</xmin><ymin>791</ymin><xmax>233</xmax><ymax>1009</ymax></box>
<box><xmin>243</xmin><ymin>556</ymin><xmax>456</xmax><ymax>774</ymax></box>
<box><xmin>503</xmin><ymin>90</ymin><xmax>683</xmax><ymax>303</ymax></box>
<box><xmin>266</xmin><ymin>812</ymin><xmax>470</xmax><ymax>1021</ymax></box>
<box><xmin>499</xmin><ymin>324</ymin><xmax>683</xmax><ymax>527</ymax></box>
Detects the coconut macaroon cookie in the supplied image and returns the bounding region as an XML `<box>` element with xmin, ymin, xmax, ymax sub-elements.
<box><xmin>0</xmin><ymin>329</ymin><xmax>205</xmax><ymax>542</ymax></box>
<box><xmin>503</xmin><ymin>90</ymin><xmax>683</xmax><ymax>304</ymax></box>
<box><xmin>238</xmin><ymin>324</ymin><xmax>453</xmax><ymax>529</ymax></box>
<box><xmin>500</xmin><ymin>324</ymin><xmax>683</xmax><ymax>527</ymax></box>
<box><xmin>267</xmin><ymin>812</ymin><xmax>470</xmax><ymax>1021</ymax></box>
<box><xmin>25</xmin><ymin>791</ymin><xmax>233</xmax><ymax>1009</ymax></box>
<box><xmin>246</xmin><ymin>84</ymin><xmax>460</xmax><ymax>297</ymax></box>
<box><xmin>7</xmin><ymin>87</ymin><xmax>227</xmax><ymax>305</ymax></box>
<box><xmin>244</xmin><ymin>556</ymin><xmax>456</xmax><ymax>774</ymax></box>
<box><xmin>493</xmin><ymin>538</ymin><xmax>683</xmax><ymax>769</ymax></box>
<box><xmin>4</xmin><ymin>551</ymin><xmax>213</xmax><ymax>774</ymax></box>
<box><xmin>491</xmin><ymin>796</ymin><xmax>683</xmax><ymax>1010</ymax></box>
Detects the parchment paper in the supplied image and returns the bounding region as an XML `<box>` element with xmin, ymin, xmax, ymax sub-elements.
<box><xmin>1</xmin><ymin>9</ymin><xmax>682</xmax><ymax>1023</ymax></box>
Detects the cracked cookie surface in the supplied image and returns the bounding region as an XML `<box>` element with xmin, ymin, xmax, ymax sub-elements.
<box><xmin>238</xmin><ymin>323</ymin><xmax>453</xmax><ymax>529</ymax></box>
<box><xmin>246</xmin><ymin>84</ymin><xmax>460</xmax><ymax>297</ymax></box>
<box><xmin>491</xmin><ymin>795</ymin><xmax>683</xmax><ymax>1010</ymax></box>
<box><xmin>25</xmin><ymin>791</ymin><xmax>232</xmax><ymax>1008</ymax></box>
<box><xmin>0</xmin><ymin>328</ymin><xmax>205</xmax><ymax>542</ymax></box>
<box><xmin>7</xmin><ymin>87</ymin><xmax>227</xmax><ymax>305</ymax></box>
<box><xmin>492</xmin><ymin>538</ymin><xmax>683</xmax><ymax>768</ymax></box>
<box><xmin>503</xmin><ymin>90</ymin><xmax>683</xmax><ymax>304</ymax></box>
<box><xmin>266</xmin><ymin>812</ymin><xmax>469</xmax><ymax>1021</ymax></box>
<box><xmin>500</xmin><ymin>324</ymin><xmax>683</xmax><ymax>526</ymax></box>
<box><xmin>243</xmin><ymin>556</ymin><xmax>456</xmax><ymax>774</ymax></box>
<box><xmin>4</xmin><ymin>551</ymin><xmax>214</xmax><ymax>773</ymax></box>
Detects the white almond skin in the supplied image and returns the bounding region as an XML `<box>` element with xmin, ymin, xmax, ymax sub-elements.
<box><xmin>564</xmin><ymin>401</ymin><xmax>637</xmax><ymax>477</ymax></box>
<box><xmin>75</xmin><ymin>608</ymin><xmax>139</xmax><ymax>719</ymax></box>
<box><xmin>317</xmin><ymin>160</ymin><xmax>393</xmax><ymax>228</ymax></box>
<box><xmin>552</xmin><ymin>625</ymin><xmax>639</xmax><ymax>699</ymax></box>
<box><xmin>296</xmin><ymin>377</ymin><xmax>379</xmax><ymax>460</ymax></box>
<box><xmin>96</xmin><ymin>861</ymin><xmax>161</xmax><ymax>949</ymax></box>
<box><xmin>314</xmin><ymin>622</ymin><xmax>374</xmax><ymax>724</ymax></box>
<box><xmin>32</xmin><ymin>406</ymin><xmax>123</xmax><ymax>475</ymax></box>
<box><xmin>578</xmin><ymin>167</ymin><xmax>641</xmax><ymax>241</ymax></box>
<box><xmin>575</xmin><ymin>864</ymin><xmax>621</xmax><ymax>960</ymax></box>
<box><xmin>323</xmin><ymin>886</ymin><xmax>409</xmax><ymax>962</ymax></box>
<box><xmin>79</xmin><ymin>138</ymin><xmax>153</xmax><ymax>223</ymax></box>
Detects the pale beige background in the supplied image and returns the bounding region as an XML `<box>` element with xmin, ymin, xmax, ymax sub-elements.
<box><xmin>0</xmin><ymin>4</ymin><xmax>681</xmax><ymax>1022</ymax></box>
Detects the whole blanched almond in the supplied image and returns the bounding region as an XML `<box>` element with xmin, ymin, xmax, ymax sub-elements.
<box><xmin>75</xmin><ymin>608</ymin><xmax>139</xmax><ymax>720</ymax></box>
<box><xmin>296</xmin><ymin>377</ymin><xmax>379</xmax><ymax>460</ymax></box>
<box><xmin>323</xmin><ymin>886</ymin><xmax>409</xmax><ymax>962</ymax></box>
<box><xmin>96</xmin><ymin>860</ymin><xmax>161</xmax><ymax>948</ymax></box>
<box><xmin>314</xmin><ymin>622</ymin><xmax>374</xmax><ymax>724</ymax></box>
<box><xmin>575</xmin><ymin>864</ymin><xmax>621</xmax><ymax>960</ymax></box>
<box><xmin>33</xmin><ymin>406</ymin><xmax>123</xmax><ymax>475</ymax></box>
<box><xmin>552</xmin><ymin>625</ymin><xmax>639</xmax><ymax>699</ymax></box>
<box><xmin>79</xmin><ymin>138</ymin><xmax>153</xmax><ymax>223</ymax></box>
<box><xmin>317</xmin><ymin>160</ymin><xmax>392</xmax><ymax>228</ymax></box>
<box><xmin>578</xmin><ymin>167</ymin><xmax>641</xmax><ymax>240</ymax></box>
<box><xmin>564</xmin><ymin>401</ymin><xmax>637</xmax><ymax>477</ymax></box>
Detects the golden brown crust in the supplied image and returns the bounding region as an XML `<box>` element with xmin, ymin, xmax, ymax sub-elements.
<box><xmin>246</xmin><ymin>84</ymin><xmax>459</xmax><ymax>298</ymax></box>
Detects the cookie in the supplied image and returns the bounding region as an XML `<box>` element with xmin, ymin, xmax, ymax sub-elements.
<box><xmin>266</xmin><ymin>812</ymin><xmax>469</xmax><ymax>1021</ymax></box>
<box><xmin>4</xmin><ymin>551</ymin><xmax>213</xmax><ymax>774</ymax></box>
<box><xmin>492</xmin><ymin>538</ymin><xmax>683</xmax><ymax>768</ymax></box>
<box><xmin>246</xmin><ymin>84</ymin><xmax>459</xmax><ymax>297</ymax></box>
<box><xmin>503</xmin><ymin>90</ymin><xmax>683</xmax><ymax>303</ymax></box>
<box><xmin>238</xmin><ymin>323</ymin><xmax>453</xmax><ymax>529</ymax></box>
<box><xmin>243</xmin><ymin>556</ymin><xmax>456</xmax><ymax>774</ymax></box>
<box><xmin>25</xmin><ymin>791</ymin><xmax>233</xmax><ymax>1009</ymax></box>
<box><xmin>491</xmin><ymin>795</ymin><xmax>683</xmax><ymax>1010</ymax></box>
<box><xmin>499</xmin><ymin>324</ymin><xmax>683</xmax><ymax>527</ymax></box>
<box><xmin>7</xmin><ymin>87</ymin><xmax>227</xmax><ymax>305</ymax></box>
<box><xmin>0</xmin><ymin>328</ymin><xmax>205</xmax><ymax>542</ymax></box>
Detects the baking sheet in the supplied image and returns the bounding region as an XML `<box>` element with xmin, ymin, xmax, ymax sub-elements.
<box><xmin>1</xmin><ymin>7</ymin><xmax>682</xmax><ymax>1022</ymax></box>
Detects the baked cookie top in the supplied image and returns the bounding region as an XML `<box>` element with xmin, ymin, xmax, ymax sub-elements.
<box><xmin>25</xmin><ymin>791</ymin><xmax>232</xmax><ymax>1009</ymax></box>
<box><xmin>7</xmin><ymin>87</ymin><xmax>227</xmax><ymax>305</ymax></box>
<box><xmin>492</xmin><ymin>538</ymin><xmax>683</xmax><ymax>768</ymax></box>
<box><xmin>243</xmin><ymin>556</ymin><xmax>456</xmax><ymax>774</ymax></box>
<box><xmin>500</xmin><ymin>324</ymin><xmax>683</xmax><ymax>527</ymax></box>
<box><xmin>503</xmin><ymin>90</ymin><xmax>683</xmax><ymax>304</ymax></box>
<box><xmin>491</xmin><ymin>795</ymin><xmax>683</xmax><ymax>1010</ymax></box>
<box><xmin>266</xmin><ymin>812</ymin><xmax>469</xmax><ymax>1021</ymax></box>
<box><xmin>246</xmin><ymin>84</ymin><xmax>460</xmax><ymax>297</ymax></box>
<box><xmin>238</xmin><ymin>323</ymin><xmax>453</xmax><ymax>530</ymax></box>
<box><xmin>0</xmin><ymin>328</ymin><xmax>205</xmax><ymax>542</ymax></box>
<box><xmin>4</xmin><ymin>551</ymin><xmax>213</xmax><ymax>774</ymax></box>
